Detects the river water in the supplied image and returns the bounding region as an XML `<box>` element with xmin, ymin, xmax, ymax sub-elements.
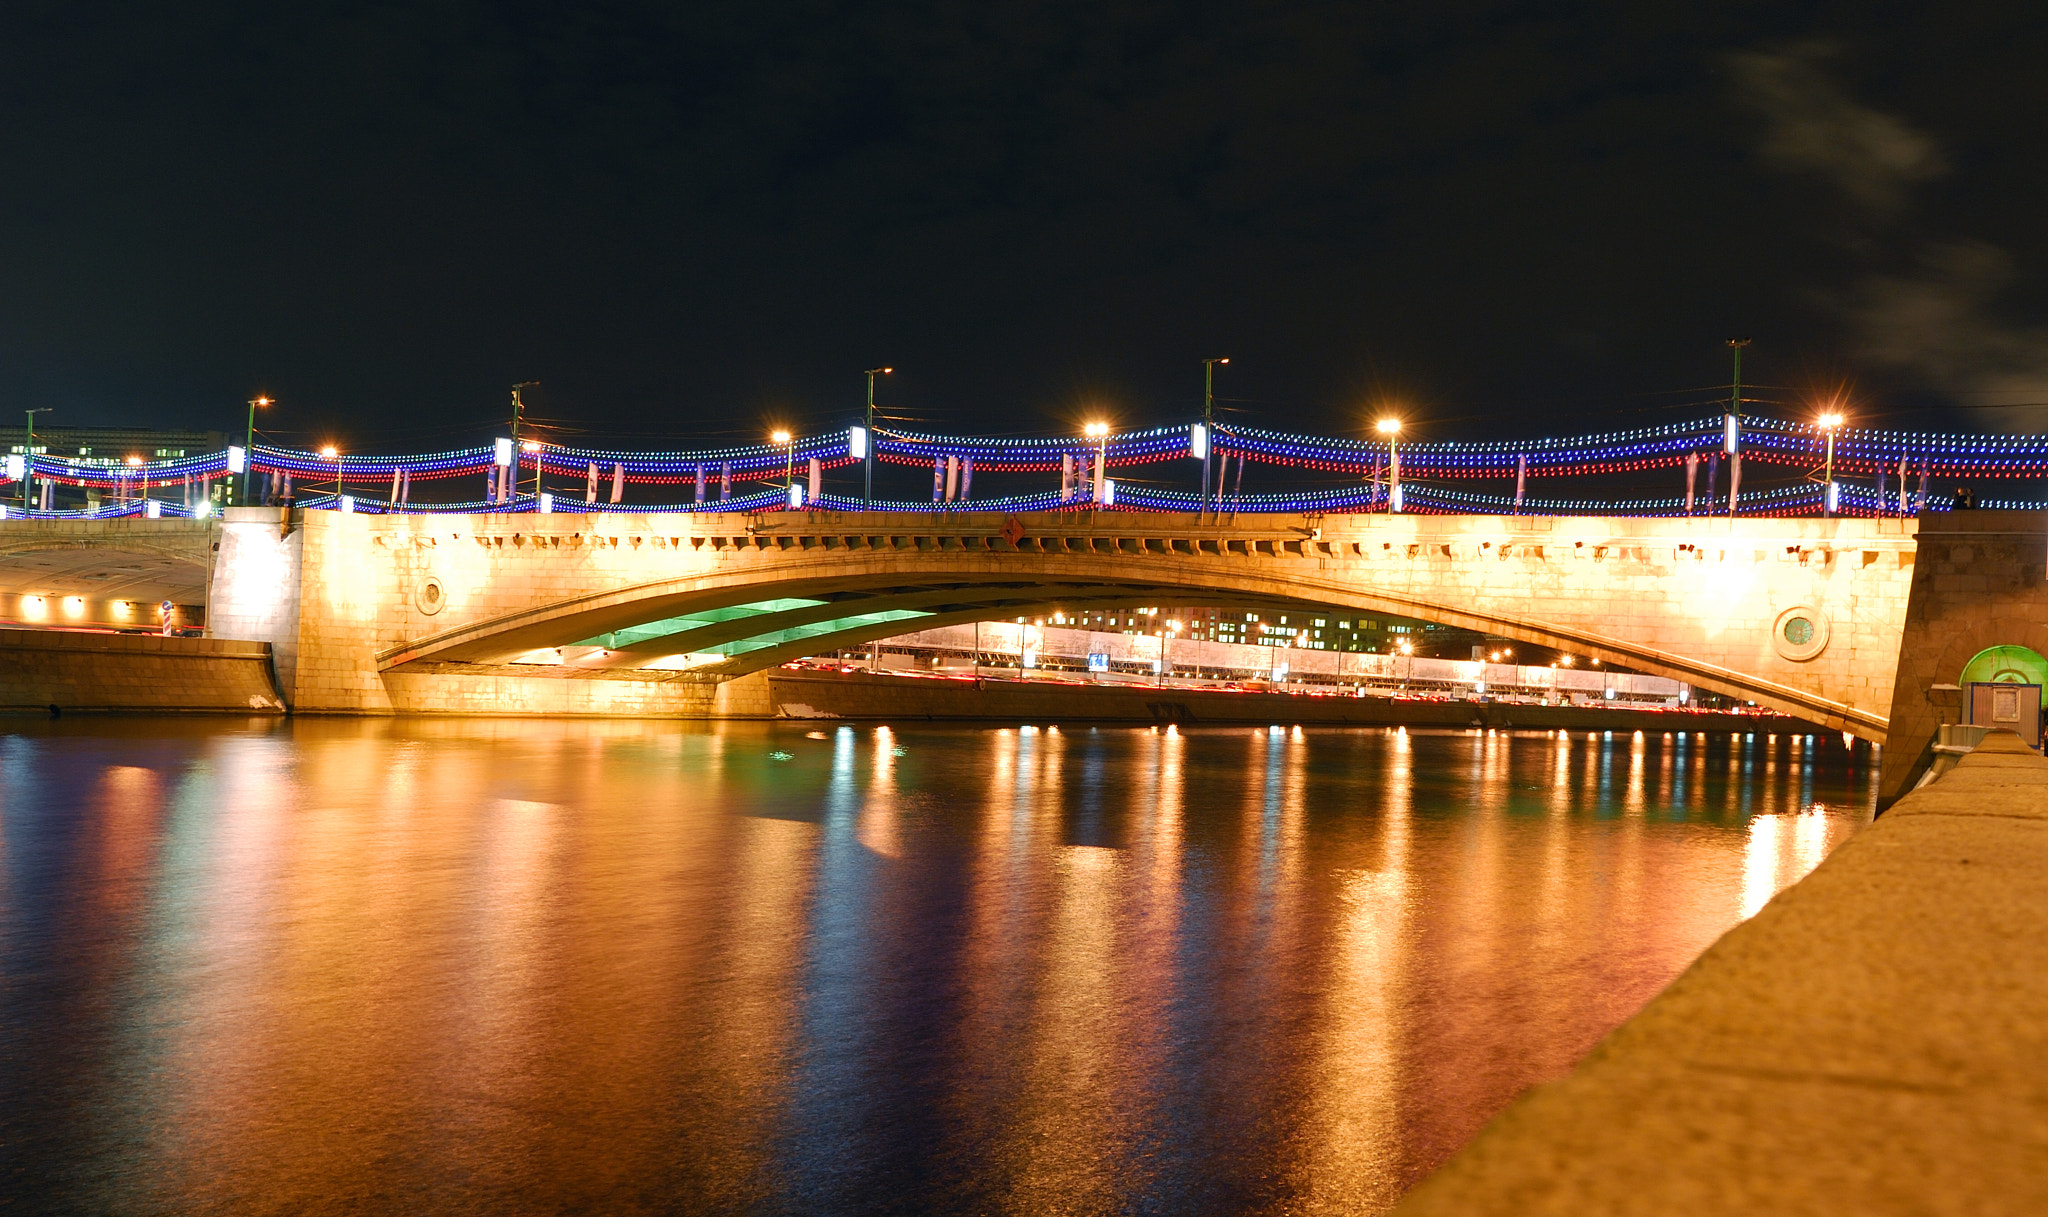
<box><xmin>0</xmin><ymin>717</ymin><xmax>1873</xmax><ymax>1215</ymax></box>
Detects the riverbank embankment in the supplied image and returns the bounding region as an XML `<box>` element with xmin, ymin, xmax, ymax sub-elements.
<box><xmin>4</xmin><ymin>635</ymin><xmax>1827</xmax><ymax>735</ymax></box>
<box><xmin>0</xmin><ymin>627</ymin><xmax>284</xmax><ymax>713</ymax></box>
<box><xmin>760</xmin><ymin>668</ymin><xmax>1820</xmax><ymax>734</ymax></box>
<box><xmin>1391</xmin><ymin>729</ymin><xmax>2048</xmax><ymax>1214</ymax></box>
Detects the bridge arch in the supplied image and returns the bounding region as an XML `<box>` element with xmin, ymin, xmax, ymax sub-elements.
<box><xmin>375</xmin><ymin>531</ymin><xmax>1899</xmax><ymax>735</ymax></box>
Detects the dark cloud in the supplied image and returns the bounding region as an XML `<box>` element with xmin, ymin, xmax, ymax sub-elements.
<box><xmin>1730</xmin><ymin>41</ymin><xmax>1945</xmax><ymax>218</ymax></box>
<box><xmin>1724</xmin><ymin>38</ymin><xmax>2048</xmax><ymax>425</ymax></box>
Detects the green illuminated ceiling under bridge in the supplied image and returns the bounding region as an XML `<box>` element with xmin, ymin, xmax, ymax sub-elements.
<box><xmin>1959</xmin><ymin>644</ymin><xmax>2048</xmax><ymax>708</ymax></box>
<box><xmin>579</xmin><ymin>598</ymin><xmax>826</xmax><ymax>649</ymax></box>
<box><xmin>694</xmin><ymin>609</ymin><xmax>933</xmax><ymax>657</ymax></box>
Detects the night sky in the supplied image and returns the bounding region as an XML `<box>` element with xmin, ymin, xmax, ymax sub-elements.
<box><xmin>5</xmin><ymin>3</ymin><xmax>2046</xmax><ymax>452</ymax></box>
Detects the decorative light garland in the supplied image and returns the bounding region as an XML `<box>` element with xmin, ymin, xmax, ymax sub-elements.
<box><xmin>2</xmin><ymin>413</ymin><xmax>2034</xmax><ymax>517</ymax></box>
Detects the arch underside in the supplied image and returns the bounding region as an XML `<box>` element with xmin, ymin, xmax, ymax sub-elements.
<box><xmin>382</xmin><ymin>554</ymin><xmax>1886</xmax><ymax>735</ymax></box>
<box><xmin>0</xmin><ymin>541</ymin><xmax>214</xmax><ymax>603</ymax></box>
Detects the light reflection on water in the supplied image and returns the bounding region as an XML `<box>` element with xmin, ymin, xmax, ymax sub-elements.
<box><xmin>0</xmin><ymin>718</ymin><xmax>1873</xmax><ymax>1215</ymax></box>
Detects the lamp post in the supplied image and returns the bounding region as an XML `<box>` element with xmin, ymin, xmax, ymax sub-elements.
<box><xmin>1202</xmin><ymin>357</ymin><xmax>1229</xmax><ymax>512</ymax></box>
<box><xmin>521</xmin><ymin>440</ymin><xmax>543</xmax><ymax>500</ymax></box>
<box><xmin>1084</xmin><ymin>421</ymin><xmax>1109</xmax><ymax>504</ymax></box>
<box><xmin>863</xmin><ymin>367</ymin><xmax>891</xmax><ymax>507</ymax></box>
<box><xmin>242</xmin><ymin>396</ymin><xmax>270</xmax><ymax>506</ymax></box>
<box><xmin>1818</xmin><ymin>410</ymin><xmax>1844</xmax><ymax>517</ymax></box>
<box><xmin>1161</xmin><ymin>618</ymin><xmax>1181</xmax><ymax>686</ymax></box>
<box><xmin>320</xmin><ymin>445</ymin><xmax>340</xmax><ymax>503</ymax></box>
<box><xmin>773</xmin><ymin>429</ymin><xmax>795</xmax><ymax>506</ymax></box>
<box><xmin>21</xmin><ymin>407</ymin><xmax>50</xmax><ymax>513</ymax></box>
<box><xmin>1376</xmin><ymin>417</ymin><xmax>1402</xmax><ymax>511</ymax></box>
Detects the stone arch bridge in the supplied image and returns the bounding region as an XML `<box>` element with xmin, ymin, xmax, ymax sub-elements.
<box><xmin>182</xmin><ymin>506</ymin><xmax>1925</xmax><ymax>733</ymax></box>
<box><xmin>17</xmin><ymin>505</ymin><xmax>2048</xmax><ymax>802</ymax></box>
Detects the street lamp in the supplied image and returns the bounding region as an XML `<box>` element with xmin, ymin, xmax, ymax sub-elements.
<box><xmin>242</xmin><ymin>396</ymin><xmax>271</xmax><ymax>506</ymax></box>
<box><xmin>773</xmin><ymin>429</ymin><xmax>795</xmax><ymax>504</ymax></box>
<box><xmin>1084</xmin><ymin>421</ymin><xmax>1110</xmax><ymax>504</ymax></box>
<box><xmin>1818</xmin><ymin>410</ymin><xmax>1845</xmax><ymax>517</ymax></box>
<box><xmin>1376</xmin><ymin>417</ymin><xmax>1402</xmax><ymax>512</ymax></box>
<box><xmin>863</xmin><ymin>367</ymin><xmax>891</xmax><ymax>507</ymax></box>
<box><xmin>521</xmin><ymin>439</ymin><xmax>543</xmax><ymax>499</ymax></box>
<box><xmin>320</xmin><ymin>445</ymin><xmax>340</xmax><ymax>502</ymax></box>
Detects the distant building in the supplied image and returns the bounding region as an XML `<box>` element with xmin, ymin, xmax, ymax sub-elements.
<box><xmin>8</xmin><ymin>426</ymin><xmax>233</xmax><ymax>512</ymax></box>
<box><xmin>7</xmin><ymin>425</ymin><xmax>230</xmax><ymax>466</ymax></box>
<box><xmin>1054</xmin><ymin>605</ymin><xmax>1490</xmax><ymax>658</ymax></box>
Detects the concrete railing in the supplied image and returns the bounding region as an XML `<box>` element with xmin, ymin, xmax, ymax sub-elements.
<box><xmin>1391</xmin><ymin>729</ymin><xmax>2048</xmax><ymax>1214</ymax></box>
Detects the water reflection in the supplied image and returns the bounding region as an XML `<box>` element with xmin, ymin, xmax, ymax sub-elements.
<box><xmin>0</xmin><ymin>718</ymin><xmax>1876</xmax><ymax>1215</ymax></box>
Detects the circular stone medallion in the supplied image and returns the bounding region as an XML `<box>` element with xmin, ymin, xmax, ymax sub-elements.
<box><xmin>415</xmin><ymin>575</ymin><xmax>446</xmax><ymax>616</ymax></box>
<box><xmin>1772</xmin><ymin>605</ymin><xmax>1829</xmax><ymax>661</ymax></box>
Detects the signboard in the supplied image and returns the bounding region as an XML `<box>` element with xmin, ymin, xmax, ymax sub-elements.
<box><xmin>1087</xmin><ymin>653</ymin><xmax>1110</xmax><ymax>672</ymax></box>
<box><xmin>1966</xmin><ymin>681</ymin><xmax>2040</xmax><ymax>748</ymax></box>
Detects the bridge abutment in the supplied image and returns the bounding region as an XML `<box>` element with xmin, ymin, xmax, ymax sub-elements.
<box><xmin>1879</xmin><ymin>510</ymin><xmax>2048</xmax><ymax>806</ymax></box>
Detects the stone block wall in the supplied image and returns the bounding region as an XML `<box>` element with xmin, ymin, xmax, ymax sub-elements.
<box><xmin>1879</xmin><ymin>510</ymin><xmax>2048</xmax><ymax>805</ymax></box>
<box><xmin>380</xmin><ymin>662</ymin><xmax>724</xmax><ymax>715</ymax></box>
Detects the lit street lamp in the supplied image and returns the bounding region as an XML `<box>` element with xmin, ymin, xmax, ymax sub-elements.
<box><xmin>1377</xmin><ymin>417</ymin><xmax>1402</xmax><ymax>511</ymax></box>
<box><xmin>773</xmin><ymin>429</ymin><xmax>795</xmax><ymax>505</ymax></box>
<box><xmin>863</xmin><ymin>368</ymin><xmax>891</xmax><ymax>507</ymax></box>
<box><xmin>1818</xmin><ymin>410</ymin><xmax>1845</xmax><ymax>517</ymax></box>
<box><xmin>521</xmin><ymin>440</ymin><xmax>543</xmax><ymax>499</ymax></box>
<box><xmin>320</xmin><ymin>445</ymin><xmax>340</xmax><ymax>502</ymax></box>
<box><xmin>242</xmin><ymin>396</ymin><xmax>271</xmax><ymax>505</ymax></box>
<box><xmin>1084</xmin><ymin>421</ymin><xmax>1109</xmax><ymax>503</ymax></box>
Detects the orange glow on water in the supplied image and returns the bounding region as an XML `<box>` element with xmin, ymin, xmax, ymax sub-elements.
<box><xmin>0</xmin><ymin>718</ymin><xmax>1874</xmax><ymax>1212</ymax></box>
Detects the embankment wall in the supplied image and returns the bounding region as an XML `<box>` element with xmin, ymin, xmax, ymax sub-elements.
<box><xmin>761</xmin><ymin>669</ymin><xmax>1818</xmax><ymax>732</ymax></box>
<box><xmin>0</xmin><ymin>627</ymin><xmax>284</xmax><ymax>713</ymax></box>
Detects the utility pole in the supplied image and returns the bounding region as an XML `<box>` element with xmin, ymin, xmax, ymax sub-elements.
<box><xmin>1727</xmin><ymin>338</ymin><xmax>1750</xmax><ymax>418</ymax></box>
<box><xmin>22</xmin><ymin>408</ymin><xmax>50</xmax><ymax>513</ymax></box>
<box><xmin>1727</xmin><ymin>339</ymin><xmax>1750</xmax><ymax>519</ymax></box>
<box><xmin>1202</xmin><ymin>357</ymin><xmax>1229</xmax><ymax>513</ymax></box>
<box><xmin>864</xmin><ymin>367</ymin><xmax>891</xmax><ymax>508</ymax></box>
